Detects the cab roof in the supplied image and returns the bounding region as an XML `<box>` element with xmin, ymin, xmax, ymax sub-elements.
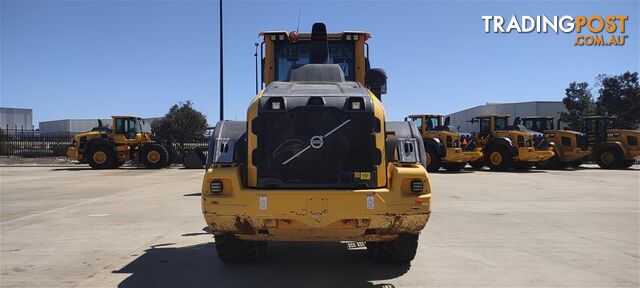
<box><xmin>259</xmin><ymin>31</ymin><xmax>371</xmax><ymax>40</ymax></box>
<box><xmin>407</xmin><ymin>114</ymin><xmax>444</xmax><ymax>118</ymax></box>
<box><xmin>474</xmin><ymin>114</ymin><xmax>510</xmax><ymax>118</ymax></box>
<box><xmin>521</xmin><ymin>116</ymin><xmax>553</xmax><ymax>120</ymax></box>
<box><xmin>111</xmin><ymin>116</ymin><xmax>138</xmax><ymax>119</ymax></box>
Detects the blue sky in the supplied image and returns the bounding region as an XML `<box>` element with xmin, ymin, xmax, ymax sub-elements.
<box><xmin>1</xmin><ymin>0</ymin><xmax>638</xmax><ymax>127</ymax></box>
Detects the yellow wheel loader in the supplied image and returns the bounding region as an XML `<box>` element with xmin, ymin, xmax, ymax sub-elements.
<box><xmin>202</xmin><ymin>23</ymin><xmax>431</xmax><ymax>263</ymax></box>
<box><xmin>405</xmin><ymin>114</ymin><xmax>483</xmax><ymax>172</ymax></box>
<box><xmin>67</xmin><ymin>116</ymin><xmax>169</xmax><ymax>169</ymax></box>
<box><xmin>581</xmin><ymin>116</ymin><xmax>639</xmax><ymax>169</ymax></box>
<box><xmin>520</xmin><ymin>116</ymin><xmax>591</xmax><ymax>169</ymax></box>
<box><xmin>468</xmin><ymin>114</ymin><xmax>554</xmax><ymax>171</ymax></box>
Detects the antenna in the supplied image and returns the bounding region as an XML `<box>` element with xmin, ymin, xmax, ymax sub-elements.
<box><xmin>296</xmin><ymin>9</ymin><xmax>301</xmax><ymax>33</ymax></box>
<box><xmin>219</xmin><ymin>0</ymin><xmax>224</xmax><ymax>121</ymax></box>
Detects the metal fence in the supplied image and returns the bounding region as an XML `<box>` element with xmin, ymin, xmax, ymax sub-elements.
<box><xmin>0</xmin><ymin>128</ymin><xmax>210</xmax><ymax>158</ymax></box>
<box><xmin>0</xmin><ymin>129</ymin><xmax>73</xmax><ymax>157</ymax></box>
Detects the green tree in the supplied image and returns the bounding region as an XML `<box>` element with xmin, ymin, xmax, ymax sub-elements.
<box><xmin>151</xmin><ymin>101</ymin><xmax>208</xmax><ymax>143</ymax></box>
<box><xmin>560</xmin><ymin>82</ymin><xmax>596</xmax><ymax>130</ymax></box>
<box><xmin>596</xmin><ymin>71</ymin><xmax>640</xmax><ymax>129</ymax></box>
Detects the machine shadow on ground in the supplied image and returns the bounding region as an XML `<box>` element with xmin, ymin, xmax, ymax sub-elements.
<box><xmin>114</xmin><ymin>239</ymin><xmax>409</xmax><ymax>288</ymax></box>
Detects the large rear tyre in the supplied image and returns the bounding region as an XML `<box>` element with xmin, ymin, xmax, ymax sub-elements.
<box><xmin>595</xmin><ymin>147</ymin><xmax>624</xmax><ymax>169</ymax></box>
<box><xmin>468</xmin><ymin>160</ymin><xmax>485</xmax><ymax>170</ymax></box>
<box><xmin>367</xmin><ymin>233</ymin><xmax>419</xmax><ymax>263</ymax></box>
<box><xmin>425</xmin><ymin>147</ymin><xmax>441</xmax><ymax>172</ymax></box>
<box><xmin>214</xmin><ymin>234</ymin><xmax>266</xmax><ymax>263</ymax></box>
<box><xmin>484</xmin><ymin>146</ymin><xmax>512</xmax><ymax>171</ymax></box>
<box><xmin>443</xmin><ymin>162</ymin><xmax>466</xmax><ymax>172</ymax></box>
<box><xmin>86</xmin><ymin>145</ymin><xmax>117</xmax><ymax>169</ymax></box>
<box><xmin>141</xmin><ymin>144</ymin><xmax>169</xmax><ymax>169</ymax></box>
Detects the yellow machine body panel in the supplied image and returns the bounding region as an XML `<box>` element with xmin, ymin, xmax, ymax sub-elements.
<box><xmin>202</xmin><ymin>164</ymin><xmax>431</xmax><ymax>241</ymax></box>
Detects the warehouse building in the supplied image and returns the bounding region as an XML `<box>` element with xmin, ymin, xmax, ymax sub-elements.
<box><xmin>0</xmin><ymin>107</ymin><xmax>33</xmax><ymax>131</ymax></box>
<box><xmin>39</xmin><ymin>117</ymin><xmax>161</xmax><ymax>135</ymax></box>
<box><xmin>446</xmin><ymin>101</ymin><xmax>566</xmax><ymax>133</ymax></box>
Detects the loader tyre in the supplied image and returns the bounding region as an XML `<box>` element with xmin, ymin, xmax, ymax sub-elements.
<box><xmin>214</xmin><ymin>233</ymin><xmax>266</xmax><ymax>263</ymax></box>
<box><xmin>468</xmin><ymin>160</ymin><xmax>485</xmax><ymax>170</ymax></box>
<box><xmin>141</xmin><ymin>144</ymin><xmax>169</xmax><ymax>169</ymax></box>
<box><xmin>485</xmin><ymin>146</ymin><xmax>512</xmax><ymax>171</ymax></box>
<box><xmin>87</xmin><ymin>145</ymin><xmax>116</xmax><ymax>169</ymax></box>
<box><xmin>536</xmin><ymin>155</ymin><xmax>558</xmax><ymax>169</ymax></box>
<box><xmin>622</xmin><ymin>160</ymin><xmax>636</xmax><ymax>169</ymax></box>
<box><xmin>425</xmin><ymin>147</ymin><xmax>441</xmax><ymax>172</ymax></box>
<box><xmin>595</xmin><ymin>147</ymin><xmax>624</xmax><ymax>169</ymax></box>
<box><xmin>513</xmin><ymin>162</ymin><xmax>532</xmax><ymax>171</ymax></box>
<box><xmin>443</xmin><ymin>162</ymin><xmax>466</xmax><ymax>172</ymax></box>
<box><xmin>367</xmin><ymin>233</ymin><xmax>418</xmax><ymax>263</ymax></box>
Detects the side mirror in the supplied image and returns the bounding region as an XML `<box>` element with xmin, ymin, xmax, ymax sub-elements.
<box><xmin>97</xmin><ymin>119</ymin><xmax>103</xmax><ymax>127</ymax></box>
<box><xmin>366</xmin><ymin>68</ymin><xmax>387</xmax><ymax>99</ymax></box>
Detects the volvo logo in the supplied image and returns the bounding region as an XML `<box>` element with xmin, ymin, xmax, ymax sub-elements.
<box><xmin>310</xmin><ymin>135</ymin><xmax>324</xmax><ymax>149</ymax></box>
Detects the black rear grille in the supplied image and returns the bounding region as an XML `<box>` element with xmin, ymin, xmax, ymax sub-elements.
<box><xmin>252</xmin><ymin>104</ymin><xmax>381</xmax><ymax>189</ymax></box>
<box><xmin>534</xmin><ymin>134</ymin><xmax>548</xmax><ymax>151</ymax></box>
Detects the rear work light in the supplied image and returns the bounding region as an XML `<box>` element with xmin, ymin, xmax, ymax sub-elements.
<box><xmin>411</xmin><ymin>180</ymin><xmax>423</xmax><ymax>193</ymax></box>
<box><xmin>210</xmin><ymin>181</ymin><xmax>223</xmax><ymax>193</ymax></box>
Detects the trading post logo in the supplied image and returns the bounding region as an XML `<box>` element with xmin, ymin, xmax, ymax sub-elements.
<box><xmin>482</xmin><ymin>15</ymin><xmax>629</xmax><ymax>47</ymax></box>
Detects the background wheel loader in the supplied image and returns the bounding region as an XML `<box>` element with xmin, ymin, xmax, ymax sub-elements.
<box><xmin>580</xmin><ymin>116</ymin><xmax>639</xmax><ymax>169</ymax></box>
<box><xmin>467</xmin><ymin>114</ymin><xmax>554</xmax><ymax>171</ymax></box>
<box><xmin>521</xmin><ymin>116</ymin><xmax>591</xmax><ymax>169</ymax></box>
<box><xmin>202</xmin><ymin>23</ymin><xmax>431</xmax><ymax>264</ymax></box>
<box><xmin>405</xmin><ymin>114</ymin><xmax>482</xmax><ymax>172</ymax></box>
<box><xmin>67</xmin><ymin>116</ymin><xmax>171</xmax><ymax>169</ymax></box>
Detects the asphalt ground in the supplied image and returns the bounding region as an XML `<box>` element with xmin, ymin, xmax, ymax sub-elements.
<box><xmin>1</xmin><ymin>164</ymin><xmax>638</xmax><ymax>287</ymax></box>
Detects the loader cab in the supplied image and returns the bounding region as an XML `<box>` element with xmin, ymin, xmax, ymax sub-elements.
<box><xmin>522</xmin><ymin>116</ymin><xmax>554</xmax><ymax>133</ymax></box>
<box><xmin>260</xmin><ymin>30</ymin><xmax>386</xmax><ymax>98</ymax></box>
<box><xmin>475</xmin><ymin>115</ymin><xmax>510</xmax><ymax>138</ymax></box>
<box><xmin>113</xmin><ymin>116</ymin><xmax>142</xmax><ymax>139</ymax></box>
<box><xmin>405</xmin><ymin>115</ymin><xmax>444</xmax><ymax>134</ymax></box>
<box><xmin>582</xmin><ymin>116</ymin><xmax>615</xmax><ymax>144</ymax></box>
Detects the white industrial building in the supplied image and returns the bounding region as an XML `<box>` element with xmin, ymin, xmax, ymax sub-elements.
<box><xmin>39</xmin><ymin>117</ymin><xmax>161</xmax><ymax>135</ymax></box>
<box><xmin>0</xmin><ymin>107</ymin><xmax>33</xmax><ymax>131</ymax></box>
<box><xmin>446</xmin><ymin>101</ymin><xmax>566</xmax><ymax>133</ymax></box>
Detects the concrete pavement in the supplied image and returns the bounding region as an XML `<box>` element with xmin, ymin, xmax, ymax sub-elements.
<box><xmin>1</xmin><ymin>165</ymin><xmax>638</xmax><ymax>287</ymax></box>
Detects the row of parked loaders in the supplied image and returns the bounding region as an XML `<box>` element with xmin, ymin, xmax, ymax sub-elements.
<box><xmin>406</xmin><ymin>114</ymin><xmax>640</xmax><ymax>171</ymax></box>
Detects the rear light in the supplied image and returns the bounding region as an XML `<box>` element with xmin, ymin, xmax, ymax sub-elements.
<box><xmin>347</xmin><ymin>97</ymin><xmax>364</xmax><ymax>110</ymax></box>
<box><xmin>411</xmin><ymin>180</ymin><xmax>423</xmax><ymax>193</ymax></box>
<box><xmin>351</xmin><ymin>101</ymin><xmax>361</xmax><ymax>110</ymax></box>
<box><xmin>210</xmin><ymin>181</ymin><xmax>223</xmax><ymax>193</ymax></box>
<box><xmin>271</xmin><ymin>101</ymin><xmax>281</xmax><ymax>110</ymax></box>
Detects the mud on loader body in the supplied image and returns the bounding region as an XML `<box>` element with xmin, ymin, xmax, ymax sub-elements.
<box><xmin>67</xmin><ymin>116</ymin><xmax>170</xmax><ymax>169</ymax></box>
<box><xmin>202</xmin><ymin>23</ymin><xmax>432</xmax><ymax>263</ymax></box>
<box><xmin>521</xmin><ymin>116</ymin><xmax>591</xmax><ymax>169</ymax></box>
<box><xmin>405</xmin><ymin>114</ymin><xmax>482</xmax><ymax>172</ymax></box>
<box><xmin>580</xmin><ymin>116</ymin><xmax>639</xmax><ymax>169</ymax></box>
<box><xmin>468</xmin><ymin>114</ymin><xmax>554</xmax><ymax>171</ymax></box>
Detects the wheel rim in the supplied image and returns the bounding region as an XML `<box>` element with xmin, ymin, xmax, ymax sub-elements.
<box><xmin>425</xmin><ymin>153</ymin><xmax>432</xmax><ymax>165</ymax></box>
<box><xmin>92</xmin><ymin>151</ymin><xmax>107</xmax><ymax>164</ymax></box>
<box><xmin>490</xmin><ymin>152</ymin><xmax>503</xmax><ymax>165</ymax></box>
<box><xmin>600</xmin><ymin>152</ymin><xmax>614</xmax><ymax>165</ymax></box>
<box><xmin>147</xmin><ymin>151</ymin><xmax>161</xmax><ymax>163</ymax></box>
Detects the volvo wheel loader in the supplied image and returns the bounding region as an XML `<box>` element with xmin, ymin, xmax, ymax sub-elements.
<box><xmin>202</xmin><ymin>23</ymin><xmax>431</xmax><ymax>263</ymax></box>
<box><xmin>580</xmin><ymin>116</ymin><xmax>639</xmax><ymax>169</ymax></box>
<box><xmin>67</xmin><ymin>116</ymin><xmax>170</xmax><ymax>169</ymax></box>
<box><xmin>467</xmin><ymin>114</ymin><xmax>554</xmax><ymax>171</ymax></box>
<box><xmin>520</xmin><ymin>116</ymin><xmax>591</xmax><ymax>169</ymax></box>
<box><xmin>405</xmin><ymin>114</ymin><xmax>482</xmax><ymax>172</ymax></box>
